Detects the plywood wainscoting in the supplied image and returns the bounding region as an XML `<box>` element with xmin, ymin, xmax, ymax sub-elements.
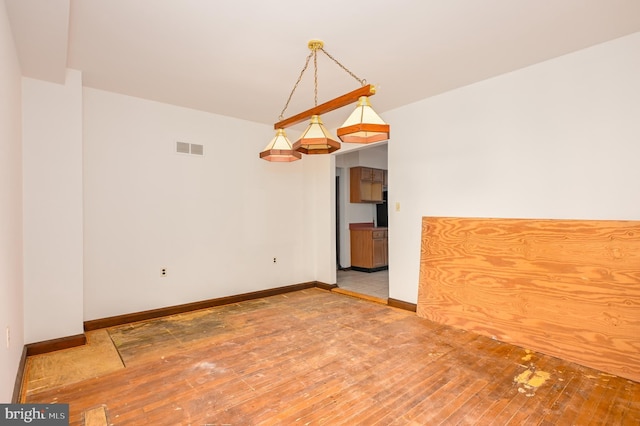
<box><xmin>417</xmin><ymin>217</ymin><xmax>640</xmax><ymax>382</ymax></box>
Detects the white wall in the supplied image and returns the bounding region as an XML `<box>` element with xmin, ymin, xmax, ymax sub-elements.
<box><xmin>0</xmin><ymin>2</ymin><xmax>24</xmax><ymax>403</ymax></box>
<box><xmin>302</xmin><ymin>154</ymin><xmax>336</xmax><ymax>285</ymax></box>
<box><xmin>22</xmin><ymin>70</ymin><xmax>84</xmax><ymax>343</ymax></box>
<box><xmin>0</xmin><ymin>0</ymin><xmax>24</xmax><ymax>402</ymax></box>
<box><xmin>82</xmin><ymin>89</ymin><xmax>320</xmax><ymax>320</ymax></box>
<box><xmin>384</xmin><ymin>32</ymin><xmax>640</xmax><ymax>303</ymax></box>
<box><xmin>357</xmin><ymin>145</ymin><xmax>388</xmax><ymax>170</ymax></box>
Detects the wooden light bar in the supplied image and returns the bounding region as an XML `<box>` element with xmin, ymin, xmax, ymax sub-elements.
<box><xmin>274</xmin><ymin>84</ymin><xmax>376</xmax><ymax>130</ymax></box>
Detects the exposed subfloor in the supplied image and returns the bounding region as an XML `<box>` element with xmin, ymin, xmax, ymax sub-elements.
<box><xmin>22</xmin><ymin>288</ymin><xmax>640</xmax><ymax>425</ymax></box>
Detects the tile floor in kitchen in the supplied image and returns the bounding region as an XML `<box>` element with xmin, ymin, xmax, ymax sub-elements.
<box><xmin>336</xmin><ymin>268</ymin><xmax>388</xmax><ymax>300</ymax></box>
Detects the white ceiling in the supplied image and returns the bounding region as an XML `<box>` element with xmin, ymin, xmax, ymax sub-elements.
<box><xmin>6</xmin><ymin>0</ymin><xmax>640</xmax><ymax>129</ymax></box>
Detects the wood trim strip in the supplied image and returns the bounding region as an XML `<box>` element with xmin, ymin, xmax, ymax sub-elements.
<box><xmin>274</xmin><ymin>85</ymin><xmax>376</xmax><ymax>129</ymax></box>
<box><xmin>25</xmin><ymin>333</ymin><xmax>87</xmax><ymax>357</ymax></box>
<box><xmin>12</xmin><ymin>346</ymin><xmax>27</xmax><ymax>403</ymax></box>
<box><xmin>388</xmin><ymin>298</ymin><xmax>417</xmax><ymax>312</ymax></box>
<box><xmin>332</xmin><ymin>288</ymin><xmax>387</xmax><ymax>305</ymax></box>
<box><xmin>84</xmin><ymin>282</ymin><xmax>319</xmax><ymax>331</ymax></box>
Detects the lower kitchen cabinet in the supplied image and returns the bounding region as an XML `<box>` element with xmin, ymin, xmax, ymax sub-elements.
<box><xmin>350</xmin><ymin>227</ymin><xmax>388</xmax><ymax>272</ymax></box>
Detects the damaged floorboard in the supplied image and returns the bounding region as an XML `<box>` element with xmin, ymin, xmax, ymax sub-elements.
<box><xmin>22</xmin><ymin>288</ymin><xmax>640</xmax><ymax>425</ymax></box>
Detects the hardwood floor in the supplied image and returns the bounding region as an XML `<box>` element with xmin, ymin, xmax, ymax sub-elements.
<box><xmin>22</xmin><ymin>288</ymin><xmax>640</xmax><ymax>425</ymax></box>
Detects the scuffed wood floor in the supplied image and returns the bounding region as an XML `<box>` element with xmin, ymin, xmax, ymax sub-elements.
<box><xmin>23</xmin><ymin>288</ymin><xmax>640</xmax><ymax>425</ymax></box>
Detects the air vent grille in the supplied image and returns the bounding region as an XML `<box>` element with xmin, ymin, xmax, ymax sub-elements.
<box><xmin>176</xmin><ymin>142</ymin><xmax>204</xmax><ymax>156</ymax></box>
<box><xmin>176</xmin><ymin>141</ymin><xmax>190</xmax><ymax>154</ymax></box>
<box><xmin>190</xmin><ymin>144</ymin><xmax>204</xmax><ymax>155</ymax></box>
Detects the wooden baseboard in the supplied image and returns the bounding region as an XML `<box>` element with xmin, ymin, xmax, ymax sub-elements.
<box><xmin>84</xmin><ymin>282</ymin><xmax>320</xmax><ymax>331</ymax></box>
<box><xmin>388</xmin><ymin>298</ymin><xmax>417</xmax><ymax>312</ymax></box>
<box><xmin>315</xmin><ymin>281</ymin><xmax>338</xmax><ymax>291</ymax></box>
<box><xmin>25</xmin><ymin>333</ymin><xmax>87</xmax><ymax>357</ymax></box>
<box><xmin>12</xmin><ymin>346</ymin><xmax>27</xmax><ymax>403</ymax></box>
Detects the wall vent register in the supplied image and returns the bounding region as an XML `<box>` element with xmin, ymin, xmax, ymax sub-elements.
<box><xmin>176</xmin><ymin>141</ymin><xmax>204</xmax><ymax>156</ymax></box>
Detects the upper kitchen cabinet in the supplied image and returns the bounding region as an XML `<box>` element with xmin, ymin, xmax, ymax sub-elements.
<box><xmin>350</xmin><ymin>166</ymin><xmax>385</xmax><ymax>203</ymax></box>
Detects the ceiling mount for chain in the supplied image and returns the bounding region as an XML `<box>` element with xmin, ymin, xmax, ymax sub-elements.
<box><xmin>308</xmin><ymin>40</ymin><xmax>324</xmax><ymax>51</ymax></box>
<box><xmin>278</xmin><ymin>39</ymin><xmax>367</xmax><ymax>122</ymax></box>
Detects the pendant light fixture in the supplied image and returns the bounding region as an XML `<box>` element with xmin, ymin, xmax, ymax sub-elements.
<box><xmin>259</xmin><ymin>40</ymin><xmax>390</xmax><ymax>162</ymax></box>
<box><xmin>259</xmin><ymin>129</ymin><xmax>302</xmax><ymax>162</ymax></box>
<box><xmin>291</xmin><ymin>40</ymin><xmax>340</xmax><ymax>155</ymax></box>
<box><xmin>337</xmin><ymin>95</ymin><xmax>390</xmax><ymax>143</ymax></box>
<box><xmin>292</xmin><ymin>115</ymin><xmax>340</xmax><ymax>154</ymax></box>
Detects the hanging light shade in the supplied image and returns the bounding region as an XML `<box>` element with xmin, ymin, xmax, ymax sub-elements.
<box><xmin>260</xmin><ymin>40</ymin><xmax>390</xmax><ymax>161</ymax></box>
<box><xmin>337</xmin><ymin>96</ymin><xmax>390</xmax><ymax>143</ymax></box>
<box><xmin>292</xmin><ymin>115</ymin><xmax>341</xmax><ymax>155</ymax></box>
<box><xmin>259</xmin><ymin>129</ymin><xmax>302</xmax><ymax>162</ymax></box>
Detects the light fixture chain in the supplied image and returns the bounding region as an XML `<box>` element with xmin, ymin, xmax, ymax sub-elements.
<box><xmin>319</xmin><ymin>47</ymin><xmax>366</xmax><ymax>86</ymax></box>
<box><xmin>279</xmin><ymin>50</ymin><xmax>315</xmax><ymax>121</ymax></box>
<box><xmin>314</xmin><ymin>49</ymin><xmax>318</xmax><ymax>107</ymax></box>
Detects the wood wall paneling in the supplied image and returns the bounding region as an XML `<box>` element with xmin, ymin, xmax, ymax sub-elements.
<box><xmin>417</xmin><ymin>217</ymin><xmax>640</xmax><ymax>382</ymax></box>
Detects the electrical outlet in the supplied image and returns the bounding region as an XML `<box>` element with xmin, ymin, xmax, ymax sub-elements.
<box><xmin>161</xmin><ymin>268</ymin><xmax>167</xmax><ymax>277</ymax></box>
<box><xmin>6</xmin><ymin>326</ymin><xmax>9</xmax><ymax>349</ymax></box>
<box><xmin>273</xmin><ymin>257</ymin><xmax>277</xmax><ymax>264</ymax></box>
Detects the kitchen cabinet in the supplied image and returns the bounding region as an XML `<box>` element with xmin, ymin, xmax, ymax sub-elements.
<box><xmin>350</xmin><ymin>227</ymin><xmax>388</xmax><ymax>272</ymax></box>
<box><xmin>350</xmin><ymin>166</ymin><xmax>385</xmax><ymax>203</ymax></box>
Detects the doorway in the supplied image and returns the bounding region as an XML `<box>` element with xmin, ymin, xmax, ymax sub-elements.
<box><xmin>335</xmin><ymin>175</ymin><xmax>341</xmax><ymax>269</ymax></box>
<box><xmin>334</xmin><ymin>144</ymin><xmax>389</xmax><ymax>300</ymax></box>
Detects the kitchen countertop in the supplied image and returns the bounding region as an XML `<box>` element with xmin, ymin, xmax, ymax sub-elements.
<box><xmin>349</xmin><ymin>223</ymin><xmax>387</xmax><ymax>231</ymax></box>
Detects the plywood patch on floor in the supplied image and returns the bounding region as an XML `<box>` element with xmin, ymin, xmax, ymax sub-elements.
<box><xmin>83</xmin><ymin>405</ymin><xmax>108</xmax><ymax>426</ymax></box>
<box><xmin>22</xmin><ymin>330</ymin><xmax>124</xmax><ymax>401</ymax></box>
